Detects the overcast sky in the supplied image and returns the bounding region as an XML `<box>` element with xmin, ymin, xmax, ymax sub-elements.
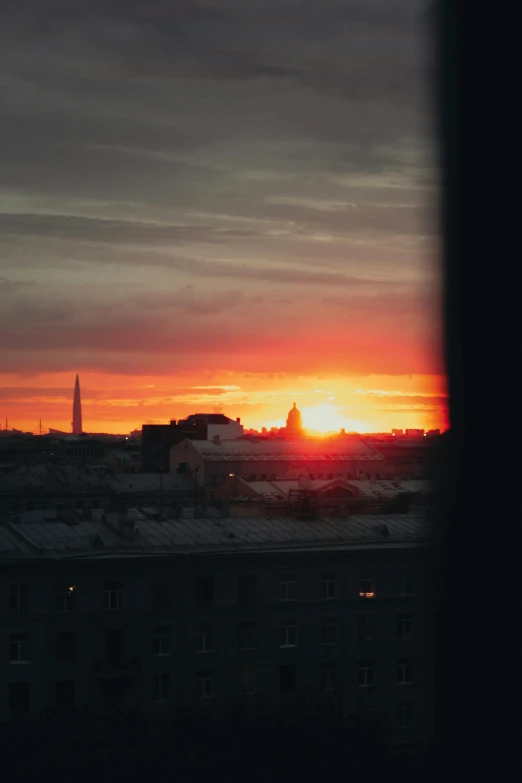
<box><xmin>0</xmin><ymin>0</ymin><xmax>444</xmax><ymax>433</ymax></box>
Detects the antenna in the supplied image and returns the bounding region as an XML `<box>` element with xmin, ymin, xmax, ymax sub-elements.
<box><xmin>212</xmin><ymin>406</ymin><xmax>222</xmax><ymax>414</ymax></box>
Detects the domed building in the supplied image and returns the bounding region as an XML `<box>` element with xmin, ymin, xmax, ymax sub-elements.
<box><xmin>285</xmin><ymin>402</ymin><xmax>304</xmax><ymax>438</ymax></box>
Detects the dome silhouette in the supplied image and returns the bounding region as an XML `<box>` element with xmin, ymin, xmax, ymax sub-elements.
<box><xmin>286</xmin><ymin>402</ymin><xmax>303</xmax><ymax>435</ymax></box>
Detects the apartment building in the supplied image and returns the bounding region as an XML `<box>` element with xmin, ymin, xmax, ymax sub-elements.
<box><xmin>0</xmin><ymin>509</ymin><xmax>437</xmax><ymax>749</ymax></box>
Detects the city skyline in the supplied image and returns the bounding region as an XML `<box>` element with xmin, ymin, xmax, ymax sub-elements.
<box><xmin>0</xmin><ymin>0</ymin><xmax>444</xmax><ymax>435</ymax></box>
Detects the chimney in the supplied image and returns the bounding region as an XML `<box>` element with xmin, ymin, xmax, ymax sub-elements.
<box><xmin>103</xmin><ymin>507</ymin><xmax>136</xmax><ymax>540</ymax></box>
<box><xmin>236</xmin><ymin>418</ymin><xmax>241</xmax><ymax>424</ymax></box>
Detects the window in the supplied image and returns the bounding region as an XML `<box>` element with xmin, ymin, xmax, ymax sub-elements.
<box><xmin>358</xmin><ymin>615</ymin><xmax>376</xmax><ymax>643</ymax></box>
<box><xmin>195</xmin><ymin>624</ymin><xmax>214</xmax><ymax>653</ymax></box>
<box><xmin>10</xmin><ymin>633</ymin><xmax>30</xmax><ymax>664</ymax></box>
<box><xmin>195</xmin><ymin>670</ymin><xmax>214</xmax><ymax>699</ymax></box>
<box><xmin>9</xmin><ymin>584</ymin><xmax>28</xmax><ymax>614</ymax></box>
<box><xmin>104</xmin><ymin>582</ymin><xmax>124</xmax><ymax>611</ymax></box>
<box><xmin>357</xmin><ymin>573</ymin><xmax>375</xmax><ymax>599</ymax></box>
<box><xmin>320</xmin><ymin>661</ymin><xmax>337</xmax><ymax>690</ymax></box>
<box><xmin>319</xmin><ymin>573</ymin><xmax>337</xmax><ymax>600</ymax></box>
<box><xmin>240</xmin><ymin>667</ymin><xmax>256</xmax><ymax>696</ymax></box>
<box><xmin>279</xmin><ymin>664</ymin><xmax>297</xmax><ymax>694</ymax></box>
<box><xmin>398</xmin><ymin>576</ymin><xmax>413</xmax><ymax>596</ymax></box>
<box><xmin>152</xmin><ymin>673</ymin><xmax>170</xmax><ymax>703</ymax></box>
<box><xmin>56</xmin><ymin>584</ymin><xmax>76</xmax><ymax>612</ymax></box>
<box><xmin>398</xmin><ymin>658</ymin><xmax>413</xmax><ymax>685</ymax></box>
<box><xmin>237</xmin><ymin>574</ymin><xmax>258</xmax><ymax>605</ymax></box>
<box><xmin>104</xmin><ymin>628</ymin><xmax>124</xmax><ymax>660</ymax></box>
<box><xmin>397</xmin><ymin>701</ymin><xmax>413</xmax><ymax>729</ymax></box>
<box><xmin>358</xmin><ymin>660</ymin><xmax>375</xmax><ymax>688</ymax></box>
<box><xmin>153</xmin><ymin>626</ymin><xmax>171</xmax><ymax>657</ymax></box>
<box><xmin>397</xmin><ymin>614</ymin><xmax>413</xmax><ymax>640</ymax></box>
<box><xmin>279</xmin><ymin>621</ymin><xmax>297</xmax><ymax>648</ymax></box>
<box><xmin>9</xmin><ymin>682</ymin><xmax>29</xmax><ymax>717</ymax></box>
<box><xmin>195</xmin><ymin>577</ymin><xmax>214</xmax><ymax>607</ymax></box>
<box><xmin>279</xmin><ymin>575</ymin><xmax>297</xmax><ymax>602</ymax></box>
<box><xmin>151</xmin><ymin>582</ymin><xmax>170</xmax><ymax>609</ymax></box>
<box><xmin>319</xmin><ymin>619</ymin><xmax>338</xmax><ymax>646</ymax></box>
<box><xmin>56</xmin><ymin>631</ymin><xmax>76</xmax><ymax>661</ymax></box>
<box><xmin>238</xmin><ymin>622</ymin><xmax>256</xmax><ymax>651</ymax></box>
<box><xmin>56</xmin><ymin>681</ymin><xmax>75</xmax><ymax>710</ymax></box>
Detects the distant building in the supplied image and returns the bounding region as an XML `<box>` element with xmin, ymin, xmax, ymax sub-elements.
<box><xmin>405</xmin><ymin>429</ymin><xmax>425</xmax><ymax>438</ymax></box>
<box><xmin>71</xmin><ymin>375</ymin><xmax>83</xmax><ymax>435</ymax></box>
<box><xmin>142</xmin><ymin>414</ymin><xmax>244</xmax><ymax>473</ymax></box>
<box><xmin>285</xmin><ymin>403</ymin><xmax>304</xmax><ymax>438</ymax></box>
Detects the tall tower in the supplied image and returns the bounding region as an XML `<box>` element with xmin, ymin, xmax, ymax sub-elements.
<box><xmin>72</xmin><ymin>374</ymin><xmax>83</xmax><ymax>434</ymax></box>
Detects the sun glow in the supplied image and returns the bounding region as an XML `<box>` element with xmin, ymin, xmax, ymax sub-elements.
<box><xmin>301</xmin><ymin>404</ymin><xmax>371</xmax><ymax>434</ymax></box>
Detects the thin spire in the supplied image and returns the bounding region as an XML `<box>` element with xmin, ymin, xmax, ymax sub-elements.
<box><xmin>72</xmin><ymin>375</ymin><xmax>83</xmax><ymax>434</ymax></box>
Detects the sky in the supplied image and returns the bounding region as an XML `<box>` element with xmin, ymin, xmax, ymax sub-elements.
<box><xmin>0</xmin><ymin>0</ymin><xmax>446</xmax><ymax>435</ymax></box>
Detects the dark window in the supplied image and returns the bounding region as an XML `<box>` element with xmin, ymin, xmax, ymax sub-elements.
<box><xmin>240</xmin><ymin>666</ymin><xmax>256</xmax><ymax>696</ymax></box>
<box><xmin>358</xmin><ymin>615</ymin><xmax>376</xmax><ymax>643</ymax></box>
<box><xmin>279</xmin><ymin>575</ymin><xmax>297</xmax><ymax>601</ymax></box>
<box><xmin>279</xmin><ymin>621</ymin><xmax>297</xmax><ymax>647</ymax></box>
<box><xmin>9</xmin><ymin>682</ymin><xmax>29</xmax><ymax>717</ymax></box>
<box><xmin>152</xmin><ymin>673</ymin><xmax>170</xmax><ymax>702</ymax></box>
<box><xmin>237</xmin><ymin>574</ymin><xmax>258</xmax><ymax>605</ymax></box>
<box><xmin>10</xmin><ymin>633</ymin><xmax>30</xmax><ymax>663</ymax></box>
<box><xmin>104</xmin><ymin>628</ymin><xmax>124</xmax><ymax>660</ymax></box>
<box><xmin>9</xmin><ymin>584</ymin><xmax>28</xmax><ymax>614</ymax></box>
<box><xmin>195</xmin><ymin>577</ymin><xmax>214</xmax><ymax>607</ymax></box>
<box><xmin>102</xmin><ymin>678</ymin><xmax>126</xmax><ymax>706</ymax></box>
<box><xmin>398</xmin><ymin>576</ymin><xmax>413</xmax><ymax>596</ymax></box>
<box><xmin>195</xmin><ymin>670</ymin><xmax>214</xmax><ymax>699</ymax></box>
<box><xmin>195</xmin><ymin>624</ymin><xmax>214</xmax><ymax>653</ymax></box>
<box><xmin>56</xmin><ymin>681</ymin><xmax>75</xmax><ymax>710</ymax></box>
<box><xmin>56</xmin><ymin>584</ymin><xmax>76</xmax><ymax>612</ymax></box>
<box><xmin>238</xmin><ymin>622</ymin><xmax>256</xmax><ymax>650</ymax></box>
<box><xmin>319</xmin><ymin>619</ymin><xmax>338</xmax><ymax>645</ymax></box>
<box><xmin>397</xmin><ymin>614</ymin><xmax>413</xmax><ymax>640</ymax></box>
<box><xmin>319</xmin><ymin>573</ymin><xmax>337</xmax><ymax>600</ymax></box>
<box><xmin>279</xmin><ymin>664</ymin><xmax>297</xmax><ymax>694</ymax></box>
<box><xmin>153</xmin><ymin>626</ymin><xmax>171</xmax><ymax>656</ymax></box>
<box><xmin>151</xmin><ymin>582</ymin><xmax>170</xmax><ymax>610</ymax></box>
<box><xmin>320</xmin><ymin>661</ymin><xmax>337</xmax><ymax>690</ymax></box>
<box><xmin>397</xmin><ymin>701</ymin><xmax>413</xmax><ymax>729</ymax></box>
<box><xmin>104</xmin><ymin>582</ymin><xmax>124</xmax><ymax>611</ymax></box>
<box><xmin>56</xmin><ymin>631</ymin><xmax>76</xmax><ymax>661</ymax></box>
<box><xmin>358</xmin><ymin>660</ymin><xmax>375</xmax><ymax>688</ymax></box>
<box><xmin>398</xmin><ymin>658</ymin><xmax>413</xmax><ymax>685</ymax></box>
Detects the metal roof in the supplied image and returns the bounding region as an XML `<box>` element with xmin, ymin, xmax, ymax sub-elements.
<box><xmin>177</xmin><ymin>438</ymin><xmax>383</xmax><ymax>461</ymax></box>
<box><xmin>0</xmin><ymin>511</ymin><xmax>430</xmax><ymax>560</ymax></box>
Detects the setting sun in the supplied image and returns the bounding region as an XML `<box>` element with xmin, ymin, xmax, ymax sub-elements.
<box><xmin>300</xmin><ymin>404</ymin><xmax>371</xmax><ymax>434</ymax></box>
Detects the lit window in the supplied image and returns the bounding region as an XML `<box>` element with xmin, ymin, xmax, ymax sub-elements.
<box><xmin>104</xmin><ymin>582</ymin><xmax>124</xmax><ymax>611</ymax></box>
<box><xmin>319</xmin><ymin>619</ymin><xmax>338</xmax><ymax>646</ymax></box>
<box><xmin>397</xmin><ymin>614</ymin><xmax>413</xmax><ymax>640</ymax></box>
<box><xmin>152</xmin><ymin>673</ymin><xmax>170</xmax><ymax>702</ymax></box>
<box><xmin>56</xmin><ymin>584</ymin><xmax>76</xmax><ymax>612</ymax></box>
<box><xmin>357</xmin><ymin>573</ymin><xmax>375</xmax><ymax>599</ymax></box>
<box><xmin>10</xmin><ymin>633</ymin><xmax>30</xmax><ymax>664</ymax></box>
<box><xmin>397</xmin><ymin>658</ymin><xmax>413</xmax><ymax>685</ymax></box>
<box><xmin>195</xmin><ymin>671</ymin><xmax>214</xmax><ymax>699</ymax></box>
<box><xmin>358</xmin><ymin>660</ymin><xmax>375</xmax><ymax>688</ymax></box>
<box><xmin>279</xmin><ymin>575</ymin><xmax>297</xmax><ymax>601</ymax></box>
<box><xmin>279</xmin><ymin>621</ymin><xmax>297</xmax><ymax>648</ymax></box>
<box><xmin>195</xmin><ymin>625</ymin><xmax>214</xmax><ymax>653</ymax></box>
<box><xmin>153</xmin><ymin>626</ymin><xmax>171</xmax><ymax>657</ymax></box>
<box><xmin>319</xmin><ymin>573</ymin><xmax>337</xmax><ymax>600</ymax></box>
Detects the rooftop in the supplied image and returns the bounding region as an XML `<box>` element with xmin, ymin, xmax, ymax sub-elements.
<box><xmin>178</xmin><ymin>438</ymin><xmax>383</xmax><ymax>461</ymax></box>
<box><xmin>0</xmin><ymin>510</ymin><xmax>430</xmax><ymax>560</ymax></box>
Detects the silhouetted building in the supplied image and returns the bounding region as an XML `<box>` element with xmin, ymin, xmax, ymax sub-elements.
<box><xmin>142</xmin><ymin>414</ymin><xmax>244</xmax><ymax>473</ymax></box>
<box><xmin>72</xmin><ymin>375</ymin><xmax>82</xmax><ymax>435</ymax></box>
<box><xmin>285</xmin><ymin>402</ymin><xmax>304</xmax><ymax>438</ymax></box>
<box><xmin>0</xmin><ymin>507</ymin><xmax>437</xmax><ymax>750</ymax></box>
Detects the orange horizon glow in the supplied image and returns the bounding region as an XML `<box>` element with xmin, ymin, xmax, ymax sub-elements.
<box><xmin>0</xmin><ymin>370</ymin><xmax>448</xmax><ymax>436</ymax></box>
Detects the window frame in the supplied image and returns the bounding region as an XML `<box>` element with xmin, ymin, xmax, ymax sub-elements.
<box><xmin>195</xmin><ymin>670</ymin><xmax>214</xmax><ymax>699</ymax></box>
<box><xmin>319</xmin><ymin>572</ymin><xmax>337</xmax><ymax>601</ymax></box>
<box><xmin>319</xmin><ymin>619</ymin><xmax>338</xmax><ymax>646</ymax></box>
<box><xmin>152</xmin><ymin>626</ymin><xmax>171</xmax><ymax>657</ymax></box>
<box><xmin>397</xmin><ymin>658</ymin><xmax>413</xmax><ymax>685</ymax></box>
<box><xmin>279</xmin><ymin>620</ymin><xmax>297</xmax><ymax>648</ymax></box>
<box><xmin>103</xmin><ymin>582</ymin><xmax>124</xmax><ymax>611</ymax></box>
<box><xmin>238</xmin><ymin>621</ymin><xmax>256</xmax><ymax>651</ymax></box>
<box><xmin>9</xmin><ymin>633</ymin><xmax>30</xmax><ymax>664</ymax></box>
<box><xmin>357</xmin><ymin>660</ymin><xmax>375</xmax><ymax>688</ymax></box>
<box><xmin>278</xmin><ymin>575</ymin><xmax>297</xmax><ymax>602</ymax></box>
<box><xmin>9</xmin><ymin>584</ymin><xmax>28</xmax><ymax>614</ymax></box>
<box><xmin>152</xmin><ymin>672</ymin><xmax>171</xmax><ymax>703</ymax></box>
<box><xmin>195</xmin><ymin>625</ymin><xmax>214</xmax><ymax>654</ymax></box>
